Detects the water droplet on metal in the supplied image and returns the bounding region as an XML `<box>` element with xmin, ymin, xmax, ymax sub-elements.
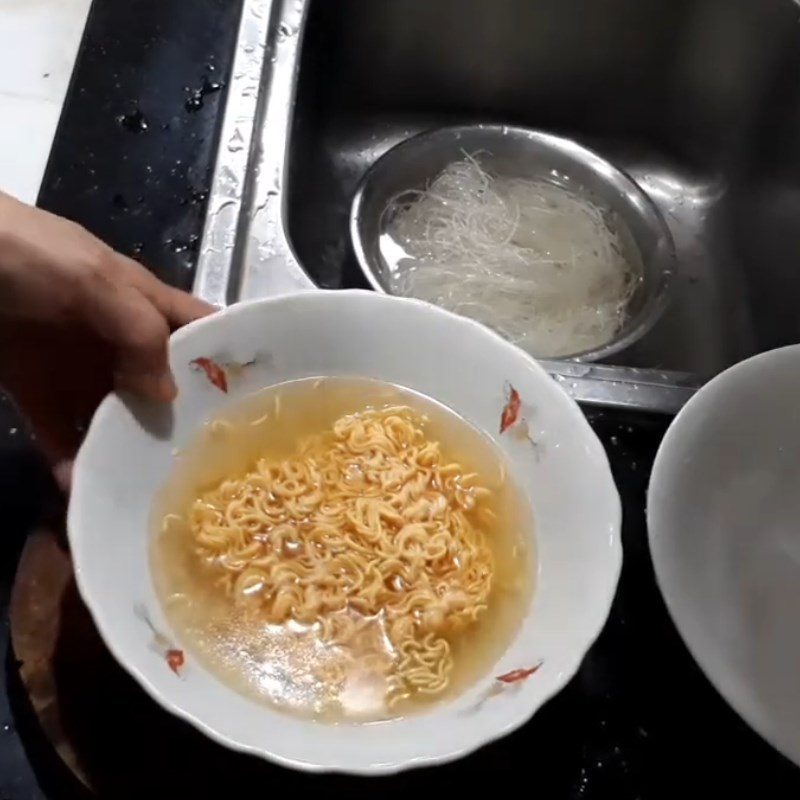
<box><xmin>184</xmin><ymin>77</ymin><xmax>224</xmax><ymax>113</ymax></box>
<box><xmin>277</xmin><ymin>21</ymin><xmax>295</xmax><ymax>40</ymax></box>
<box><xmin>227</xmin><ymin>129</ymin><xmax>246</xmax><ymax>153</ymax></box>
<box><xmin>166</xmin><ymin>234</ymin><xmax>201</xmax><ymax>255</ymax></box>
<box><xmin>116</xmin><ymin>107</ymin><xmax>149</xmax><ymax>133</ymax></box>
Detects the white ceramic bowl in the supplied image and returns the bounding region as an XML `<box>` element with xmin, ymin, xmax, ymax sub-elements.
<box><xmin>649</xmin><ymin>345</ymin><xmax>800</xmax><ymax>768</ymax></box>
<box><xmin>68</xmin><ymin>290</ymin><xmax>621</xmax><ymax>774</ymax></box>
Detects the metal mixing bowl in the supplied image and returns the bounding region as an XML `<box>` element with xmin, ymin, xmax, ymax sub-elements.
<box><xmin>350</xmin><ymin>124</ymin><xmax>676</xmax><ymax>362</ymax></box>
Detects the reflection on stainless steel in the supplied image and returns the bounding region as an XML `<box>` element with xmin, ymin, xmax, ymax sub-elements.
<box><xmin>543</xmin><ymin>362</ymin><xmax>698</xmax><ymax>415</ymax></box>
<box><xmin>194</xmin><ymin>0</ymin><xmax>314</xmax><ymax>307</ymax></box>
<box><xmin>196</xmin><ymin>0</ymin><xmax>800</xmax><ymax>413</ymax></box>
<box><xmin>350</xmin><ymin>125</ymin><xmax>676</xmax><ymax>363</ymax></box>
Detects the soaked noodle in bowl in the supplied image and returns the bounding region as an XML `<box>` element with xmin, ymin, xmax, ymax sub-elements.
<box><xmin>380</xmin><ymin>153</ymin><xmax>643</xmax><ymax>358</ymax></box>
<box><xmin>153</xmin><ymin>378</ymin><xmax>534</xmax><ymax>721</ymax></box>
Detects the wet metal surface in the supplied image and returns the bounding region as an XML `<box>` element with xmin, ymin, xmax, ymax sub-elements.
<box><xmin>197</xmin><ymin>0</ymin><xmax>800</xmax><ymax>411</ymax></box>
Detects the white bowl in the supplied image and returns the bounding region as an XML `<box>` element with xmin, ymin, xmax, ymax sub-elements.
<box><xmin>648</xmin><ymin>345</ymin><xmax>800</xmax><ymax>768</ymax></box>
<box><xmin>68</xmin><ymin>290</ymin><xmax>621</xmax><ymax>774</ymax></box>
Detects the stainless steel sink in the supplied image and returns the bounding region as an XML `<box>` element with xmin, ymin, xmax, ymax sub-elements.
<box><xmin>194</xmin><ymin>0</ymin><xmax>800</xmax><ymax>413</ymax></box>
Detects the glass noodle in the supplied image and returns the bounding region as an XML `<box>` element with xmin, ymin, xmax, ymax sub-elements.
<box><xmin>379</xmin><ymin>153</ymin><xmax>642</xmax><ymax>358</ymax></box>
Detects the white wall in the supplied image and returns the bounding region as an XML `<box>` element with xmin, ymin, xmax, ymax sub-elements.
<box><xmin>0</xmin><ymin>0</ymin><xmax>92</xmax><ymax>204</ymax></box>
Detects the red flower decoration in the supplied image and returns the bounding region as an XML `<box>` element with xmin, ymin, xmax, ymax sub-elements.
<box><xmin>191</xmin><ymin>357</ymin><xmax>228</xmax><ymax>393</ymax></box>
<box><xmin>500</xmin><ymin>386</ymin><xmax>521</xmax><ymax>433</ymax></box>
<box><xmin>166</xmin><ymin>649</ymin><xmax>185</xmax><ymax>675</ymax></box>
<box><xmin>496</xmin><ymin>663</ymin><xmax>542</xmax><ymax>684</ymax></box>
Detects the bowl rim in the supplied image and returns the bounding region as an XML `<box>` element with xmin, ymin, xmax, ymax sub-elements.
<box><xmin>647</xmin><ymin>343</ymin><xmax>800</xmax><ymax>769</ymax></box>
<box><xmin>350</xmin><ymin>123</ymin><xmax>677</xmax><ymax>363</ymax></box>
<box><xmin>68</xmin><ymin>289</ymin><xmax>622</xmax><ymax>774</ymax></box>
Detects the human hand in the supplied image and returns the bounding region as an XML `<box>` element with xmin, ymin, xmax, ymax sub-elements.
<box><xmin>0</xmin><ymin>191</ymin><xmax>214</xmax><ymax>487</ymax></box>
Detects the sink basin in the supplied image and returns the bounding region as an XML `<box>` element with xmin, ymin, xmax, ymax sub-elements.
<box><xmin>286</xmin><ymin>0</ymin><xmax>800</xmax><ymax>378</ymax></box>
<box><xmin>194</xmin><ymin>0</ymin><xmax>800</xmax><ymax>412</ymax></box>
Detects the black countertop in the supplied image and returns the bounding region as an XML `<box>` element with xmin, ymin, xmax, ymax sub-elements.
<box><xmin>1</xmin><ymin>1</ymin><xmax>799</xmax><ymax>797</ymax></box>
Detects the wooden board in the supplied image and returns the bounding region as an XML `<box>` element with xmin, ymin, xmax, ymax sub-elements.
<box><xmin>8</xmin><ymin>528</ymin><xmax>302</xmax><ymax>798</ymax></box>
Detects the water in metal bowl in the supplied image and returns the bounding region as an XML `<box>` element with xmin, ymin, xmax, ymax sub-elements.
<box><xmin>351</xmin><ymin>125</ymin><xmax>676</xmax><ymax>362</ymax></box>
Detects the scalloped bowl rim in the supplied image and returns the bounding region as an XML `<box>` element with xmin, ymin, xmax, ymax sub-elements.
<box><xmin>68</xmin><ymin>290</ymin><xmax>621</xmax><ymax>774</ymax></box>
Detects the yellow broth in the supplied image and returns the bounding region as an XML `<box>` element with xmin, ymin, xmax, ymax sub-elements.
<box><xmin>151</xmin><ymin>377</ymin><xmax>535</xmax><ymax>721</ymax></box>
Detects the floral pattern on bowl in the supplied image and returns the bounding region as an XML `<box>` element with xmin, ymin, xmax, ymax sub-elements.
<box><xmin>135</xmin><ymin>604</ymin><xmax>185</xmax><ymax>676</ymax></box>
<box><xmin>190</xmin><ymin>356</ymin><xmax>260</xmax><ymax>393</ymax></box>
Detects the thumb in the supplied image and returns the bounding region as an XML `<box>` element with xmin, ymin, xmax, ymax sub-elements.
<box><xmin>81</xmin><ymin>277</ymin><xmax>176</xmax><ymax>402</ymax></box>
